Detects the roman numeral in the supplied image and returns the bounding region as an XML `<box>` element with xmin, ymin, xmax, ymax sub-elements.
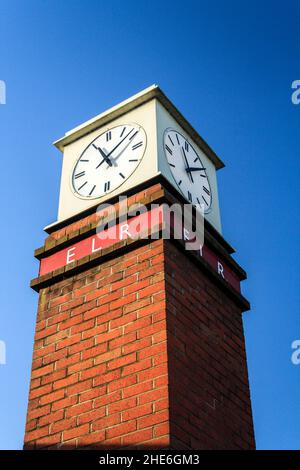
<box><xmin>75</xmin><ymin>171</ymin><xmax>85</xmax><ymax>179</ymax></box>
<box><xmin>185</xmin><ymin>141</ymin><xmax>189</xmax><ymax>151</ymax></box>
<box><xmin>203</xmin><ymin>186</ymin><xmax>210</xmax><ymax>196</ymax></box>
<box><xmin>176</xmin><ymin>134</ymin><xmax>180</xmax><ymax>145</ymax></box>
<box><xmin>78</xmin><ymin>181</ymin><xmax>87</xmax><ymax>191</ymax></box>
<box><xmin>106</xmin><ymin>131</ymin><xmax>112</xmax><ymax>141</ymax></box>
<box><xmin>187</xmin><ymin>191</ymin><xmax>192</xmax><ymax>202</ymax></box>
<box><xmin>119</xmin><ymin>172</ymin><xmax>125</xmax><ymax>179</ymax></box>
<box><xmin>89</xmin><ymin>185</ymin><xmax>96</xmax><ymax>196</ymax></box>
<box><xmin>168</xmin><ymin>135</ymin><xmax>174</xmax><ymax>146</ymax></box>
<box><xmin>132</xmin><ymin>141</ymin><xmax>143</xmax><ymax>150</ymax></box>
<box><xmin>104</xmin><ymin>181</ymin><xmax>110</xmax><ymax>192</ymax></box>
<box><xmin>120</xmin><ymin>127</ymin><xmax>126</xmax><ymax>137</ymax></box>
<box><xmin>165</xmin><ymin>144</ymin><xmax>173</xmax><ymax>155</ymax></box>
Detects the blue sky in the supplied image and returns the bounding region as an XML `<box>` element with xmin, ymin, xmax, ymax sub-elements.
<box><xmin>0</xmin><ymin>0</ymin><xmax>299</xmax><ymax>450</ymax></box>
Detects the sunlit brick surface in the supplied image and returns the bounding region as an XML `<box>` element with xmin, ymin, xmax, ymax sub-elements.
<box><xmin>24</xmin><ymin>240</ymin><xmax>169</xmax><ymax>449</ymax></box>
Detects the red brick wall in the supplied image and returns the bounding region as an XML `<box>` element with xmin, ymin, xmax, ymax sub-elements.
<box><xmin>164</xmin><ymin>240</ymin><xmax>255</xmax><ymax>449</ymax></box>
<box><xmin>25</xmin><ymin>181</ymin><xmax>255</xmax><ymax>449</ymax></box>
<box><xmin>24</xmin><ymin>240</ymin><xmax>170</xmax><ymax>449</ymax></box>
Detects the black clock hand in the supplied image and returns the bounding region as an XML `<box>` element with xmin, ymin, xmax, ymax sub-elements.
<box><xmin>186</xmin><ymin>167</ymin><xmax>206</xmax><ymax>172</ymax></box>
<box><xmin>106</xmin><ymin>128</ymin><xmax>135</xmax><ymax>158</ymax></box>
<box><xmin>182</xmin><ymin>147</ymin><xmax>194</xmax><ymax>183</ymax></box>
<box><xmin>93</xmin><ymin>145</ymin><xmax>113</xmax><ymax>168</ymax></box>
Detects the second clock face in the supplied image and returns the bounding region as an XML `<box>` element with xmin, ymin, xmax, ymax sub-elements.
<box><xmin>72</xmin><ymin>124</ymin><xmax>146</xmax><ymax>198</ymax></box>
<box><xmin>163</xmin><ymin>129</ymin><xmax>212</xmax><ymax>212</ymax></box>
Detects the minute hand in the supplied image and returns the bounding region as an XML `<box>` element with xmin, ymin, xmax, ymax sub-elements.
<box><xmin>106</xmin><ymin>128</ymin><xmax>135</xmax><ymax>158</ymax></box>
<box><xmin>182</xmin><ymin>147</ymin><xmax>193</xmax><ymax>183</ymax></box>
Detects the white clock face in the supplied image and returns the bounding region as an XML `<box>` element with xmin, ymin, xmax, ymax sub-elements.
<box><xmin>163</xmin><ymin>129</ymin><xmax>212</xmax><ymax>213</ymax></box>
<box><xmin>72</xmin><ymin>124</ymin><xmax>146</xmax><ymax>198</ymax></box>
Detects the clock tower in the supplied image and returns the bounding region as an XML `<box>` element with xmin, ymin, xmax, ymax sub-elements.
<box><xmin>24</xmin><ymin>85</ymin><xmax>255</xmax><ymax>449</ymax></box>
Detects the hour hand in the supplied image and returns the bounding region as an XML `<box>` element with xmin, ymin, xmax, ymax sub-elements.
<box><xmin>185</xmin><ymin>166</ymin><xmax>206</xmax><ymax>172</ymax></box>
<box><xmin>93</xmin><ymin>145</ymin><xmax>112</xmax><ymax>168</ymax></box>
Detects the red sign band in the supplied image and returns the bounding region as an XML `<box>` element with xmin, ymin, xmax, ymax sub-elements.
<box><xmin>39</xmin><ymin>207</ymin><xmax>241</xmax><ymax>293</ymax></box>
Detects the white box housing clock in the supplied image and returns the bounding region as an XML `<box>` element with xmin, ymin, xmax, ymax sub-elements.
<box><xmin>52</xmin><ymin>85</ymin><xmax>224</xmax><ymax>233</ymax></box>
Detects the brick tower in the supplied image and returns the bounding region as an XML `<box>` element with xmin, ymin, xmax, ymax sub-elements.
<box><xmin>24</xmin><ymin>86</ymin><xmax>255</xmax><ymax>449</ymax></box>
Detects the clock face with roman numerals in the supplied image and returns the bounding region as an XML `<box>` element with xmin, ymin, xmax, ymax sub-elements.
<box><xmin>72</xmin><ymin>124</ymin><xmax>146</xmax><ymax>198</ymax></box>
<box><xmin>163</xmin><ymin>129</ymin><xmax>212</xmax><ymax>213</ymax></box>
